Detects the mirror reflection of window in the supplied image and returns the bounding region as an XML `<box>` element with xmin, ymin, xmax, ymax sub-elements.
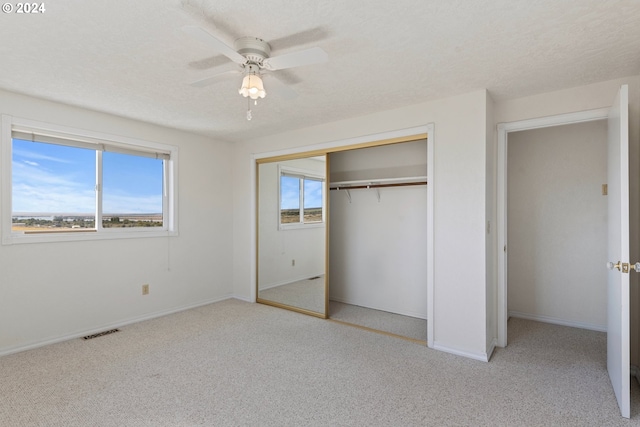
<box><xmin>280</xmin><ymin>174</ymin><xmax>300</xmax><ymax>224</ymax></box>
<box><xmin>257</xmin><ymin>156</ymin><xmax>327</xmax><ymax>318</ymax></box>
<box><xmin>303</xmin><ymin>178</ymin><xmax>323</xmax><ymax>223</ymax></box>
<box><xmin>279</xmin><ymin>166</ymin><xmax>325</xmax><ymax>228</ymax></box>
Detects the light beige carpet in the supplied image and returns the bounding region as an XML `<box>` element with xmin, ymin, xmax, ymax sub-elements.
<box><xmin>1</xmin><ymin>299</ymin><xmax>639</xmax><ymax>426</ymax></box>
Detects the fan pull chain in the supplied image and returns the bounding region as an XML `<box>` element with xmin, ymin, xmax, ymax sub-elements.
<box><xmin>246</xmin><ymin>96</ymin><xmax>252</xmax><ymax>121</ymax></box>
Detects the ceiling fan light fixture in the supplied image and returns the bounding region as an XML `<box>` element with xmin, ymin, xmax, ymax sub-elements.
<box><xmin>239</xmin><ymin>73</ymin><xmax>266</xmax><ymax>100</ymax></box>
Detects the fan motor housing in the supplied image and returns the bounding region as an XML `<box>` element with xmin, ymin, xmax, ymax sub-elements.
<box><xmin>235</xmin><ymin>37</ymin><xmax>271</xmax><ymax>64</ymax></box>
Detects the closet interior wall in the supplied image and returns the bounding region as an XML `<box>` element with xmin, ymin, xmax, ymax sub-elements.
<box><xmin>328</xmin><ymin>140</ymin><xmax>428</xmax><ymax>319</ymax></box>
<box><xmin>507</xmin><ymin>121</ymin><xmax>608</xmax><ymax>331</ymax></box>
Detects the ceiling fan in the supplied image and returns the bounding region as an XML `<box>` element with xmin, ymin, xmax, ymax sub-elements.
<box><xmin>183</xmin><ymin>25</ymin><xmax>329</xmax><ymax>120</ymax></box>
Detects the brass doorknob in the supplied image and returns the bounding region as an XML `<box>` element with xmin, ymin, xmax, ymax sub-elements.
<box><xmin>608</xmin><ymin>261</ymin><xmax>622</xmax><ymax>271</ymax></box>
<box><xmin>606</xmin><ymin>261</ymin><xmax>638</xmax><ymax>273</ymax></box>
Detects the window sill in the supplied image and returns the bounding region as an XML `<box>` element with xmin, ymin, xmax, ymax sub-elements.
<box><xmin>279</xmin><ymin>222</ymin><xmax>325</xmax><ymax>231</ymax></box>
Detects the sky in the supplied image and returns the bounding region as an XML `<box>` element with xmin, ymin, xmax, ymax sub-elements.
<box><xmin>12</xmin><ymin>139</ymin><xmax>163</xmax><ymax>215</ymax></box>
<box><xmin>280</xmin><ymin>176</ymin><xmax>323</xmax><ymax>210</ymax></box>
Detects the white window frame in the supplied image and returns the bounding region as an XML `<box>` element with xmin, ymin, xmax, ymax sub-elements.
<box><xmin>1</xmin><ymin>115</ymin><xmax>179</xmax><ymax>245</ymax></box>
<box><xmin>278</xmin><ymin>165</ymin><xmax>325</xmax><ymax>230</ymax></box>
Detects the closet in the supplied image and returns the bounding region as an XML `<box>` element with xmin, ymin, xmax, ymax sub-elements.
<box><xmin>328</xmin><ymin>140</ymin><xmax>428</xmax><ymax>341</ymax></box>
<box><xmin>507</xmin><ymin>120</ymin><xmax>608</xmax><ymax>331</ymax></box>
<box><xmin>256</xmin><ymin>135</ymin><xmax>429</xmax><ymax>342</ymax></box>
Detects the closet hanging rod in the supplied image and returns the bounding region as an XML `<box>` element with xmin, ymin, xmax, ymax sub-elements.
<box><xmin>329</xmin><ymin>181</ymin><xmax>427</xmax><ymax>191</ymax></box>
<box><xmin>329</xmin><ymin>175</ymin><xmax>427</xmax><ymax>189</ymax></box>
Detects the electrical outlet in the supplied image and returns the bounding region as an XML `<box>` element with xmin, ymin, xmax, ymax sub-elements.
<box><xmin>142</xmin><ymin>284</ymin><xmax>149</xmax><ymax>295</ymax></box>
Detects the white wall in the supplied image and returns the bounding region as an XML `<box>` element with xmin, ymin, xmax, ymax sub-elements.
<box><xmin>507</xmin><ymin>121</ymin><xmax>608</xmax><ymax>330</ymax></box>
<box><xmin>234</xmin><ymin>89</ymin><xmax>492</xmax><ymax>360</ymax></box>
<box><xmin>0</xmin><ymin>89</ymin><xmax>234</xmax><ymax>355</ymax></box>
<box><xmin>493</xmin><ymin>75</ymin><xmax>640</xmax><ymax>364</ymax></box>
<box><xmin>328</xmin><ymin>141</ymin><xmax>428</xmax><ymax>318</ymax></box>
<box><xmin>258</xmin><ymin>158</ymin><xmax>325</xmax><ymax>288</ymax></box>
<box><xmin>329</xmin><ymin>141</ymin><xmax>427</xmax><ymax>182</ymax></box>
<box><xmin>4</xmin><ymin>77</ymin><xmax>637</xmax><ymax>364</ymax></box>
<box><xmin>485</xmin><ymin>92</ymin><xmax>497</xmax><ymax>354</ymax></box>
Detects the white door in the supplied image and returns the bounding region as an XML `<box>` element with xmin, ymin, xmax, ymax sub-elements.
<box><xmin>607</xmin><ymin>84</ymin><xmax>630</xmax><ymax>418</ymax></box>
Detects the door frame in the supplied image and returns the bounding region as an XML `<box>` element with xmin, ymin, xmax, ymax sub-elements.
<box><xmin>496</xmin><ymin>108</ymin><xmax>610</xmax><ymax>347</ymax></box>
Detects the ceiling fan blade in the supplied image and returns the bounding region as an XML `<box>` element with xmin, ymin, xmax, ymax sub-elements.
<box><xmin>262</xmin><ymin>47</ymin><xmax>328</xmax><ymax>71</ymax></box>
<box><xmin>189</xmin><ymin>70</ymin><xmax>241</xmax><ymax>87</ymax></box>
<box><xmin>182</xmin><ymin>25</ymin><xmax>247</xmax><ymax>65</ymax></box>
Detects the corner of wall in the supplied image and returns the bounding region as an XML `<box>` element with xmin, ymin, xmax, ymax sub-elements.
<box><xmin>485</xmin><ymin>90</ymin><xmax>498</xmax><ymax>352</ymax></box>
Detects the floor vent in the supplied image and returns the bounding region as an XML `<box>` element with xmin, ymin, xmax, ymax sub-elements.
<box><xmin>83</xmin><ymin>329</ymin><xmax>119</xmax><ymax>340</ymax></box>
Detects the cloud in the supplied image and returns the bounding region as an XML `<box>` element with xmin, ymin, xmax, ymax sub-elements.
<box><xmin>12</xmin><ymin>160</ymin><xmax>87</xmax><ymax>187</ymax></box>
<box><xmin>280</xmin><ymin>177</ymin><xmax>300</xmax><ymax>209</ymax></box>
<box><xmin>11</xmin><ymin>153</ymin><xmax>162</xmax><ymax>214</ymax></box>
<box><xmin>13</xmin><ymin>180</ymin><xmax>162</xmax><ymax>214</ymax></box>
<box><xmin>304</xmin><ymin>180</ymin><xmax>323</xmax><ymax>208</ymax></box>
<box><xmin>13</xmin><ymin>148</ymin><xmax>72</xmax><ymax>164</ymax></box>
<box><xmin>12</xmin><ymin>182</ymin><xmax>95</xmax><ymax>213</ymax></box>
<box><xmin>103</xmin><ymin>191</ymin><xmax>162</xmax><ymax>214</ymax></box>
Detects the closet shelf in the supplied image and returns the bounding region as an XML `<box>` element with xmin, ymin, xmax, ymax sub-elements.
<box><xmin>329</xmin><ymin>176</ymin><xmax>427</xmax><ymax>190</ymax></box>
<box><xmin>329</xmin><ymin>176</ymin><xmax>427</xmax><ymax>203</ymax></box>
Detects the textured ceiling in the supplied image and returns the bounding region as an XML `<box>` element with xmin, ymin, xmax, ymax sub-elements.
<box><xmin>1</xmin><ymin>0</ymin><xmax>639</xmax><ymax>142</ymax></box>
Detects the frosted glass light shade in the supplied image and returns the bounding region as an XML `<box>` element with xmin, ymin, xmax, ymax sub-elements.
<box><xmin>239</xmin><ymin>74</ymin><xmax>266</xmax><ymax>100</ymax></box>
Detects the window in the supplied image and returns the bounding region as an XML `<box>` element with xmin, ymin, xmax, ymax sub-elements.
<box><xmin>101</xmin><ymin>151</ymin><xmax>164</xmax><ymax>229</ymax></box>
<box><xmin>2</xmin><ymin>116</ymin><xmax>178</xmax><ymax>244</ymax></box>
<box><xmin>279</xmin><ymin>168</ymin><xmax>324</xmax><ymax>228</ymax></box>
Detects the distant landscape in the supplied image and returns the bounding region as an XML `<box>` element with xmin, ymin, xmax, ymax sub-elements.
<box><xmin>12</xmin><ymin>213</ymin><xmax>162</xmax><ymax>232</ymax></box>
<box><xmin>280</xmin><ymin>208</ymin><xmax>322</xmax><ymax>224</ymax></box>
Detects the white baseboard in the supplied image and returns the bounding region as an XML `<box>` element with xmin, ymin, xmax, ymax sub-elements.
<box><xmin>433</xmin><ymin>341</ymin><xmax>491</xmax><ymax>362</ymax></box>
<box><xmin>232</xmin><ymin>294</ymin><xmax>253</xmax><ymax>303</ymax></box>
<box><xmin>0</xmin><ymin>294</ymin><xmax>235</xmax><ymax>357</ymax></box>
<box><xmin>329</xmin><ymin>296</ymin><xmax>427</xmax><ymax>320</ymax></box>
<box><xmin>508</xmin><ymin>311</ymin><xmax>606</xmax><ymax>332</ymax></box>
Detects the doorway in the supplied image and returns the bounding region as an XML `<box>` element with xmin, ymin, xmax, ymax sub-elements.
<box><xmin>506</xmin><ymin>120</ymin><xmax>608</xmax><ymax>332</ymax></box>
<box><xmin>496</xmin><ymin>87</ymin><xmax>632</xmax><ymax>417</ymax></box>
<box><xmin>496</xmin><ymin>108</ymin><xmax>611</xmax><ymax>346</ymax></box>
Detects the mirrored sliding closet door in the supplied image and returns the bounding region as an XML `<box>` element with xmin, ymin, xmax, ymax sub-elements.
<box><xmin>256</xmin><ymin>155</ymin><xmax>328</xmax><ymax>318</ymax></box>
